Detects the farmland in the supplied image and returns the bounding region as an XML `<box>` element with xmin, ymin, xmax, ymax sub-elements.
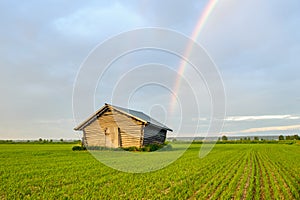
<box><xmin>0</xmin><ymin>143</ymin><xmax>299</xmax><ymax>199</ymax></box>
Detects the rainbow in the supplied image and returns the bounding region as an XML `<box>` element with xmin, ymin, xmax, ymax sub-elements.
<box><xmin>169</xmin><ymin>0</ymin><xmax>219</xmax><ymax>113</ymax></box>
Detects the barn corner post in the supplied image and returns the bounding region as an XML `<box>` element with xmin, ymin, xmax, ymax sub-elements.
<box><xmin>117</xmin><ymin>127</ymin><xmax>121</xmax><ymax>147</ymax></box>
<box><xmin>82</xmin><ymin>129</ymin><xmax>87</xmax><ymax>147</ymax></box>
<box><xmin>140</xmin><ymin>123</ymin><xmax>145</xmax><ymax>148</ymax></box>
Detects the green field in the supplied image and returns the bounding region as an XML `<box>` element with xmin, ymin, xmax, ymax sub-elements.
<box><xmin>1</xmin><ymin>143</ymin><xmax>299</xmax><ymax>199</ymax></box>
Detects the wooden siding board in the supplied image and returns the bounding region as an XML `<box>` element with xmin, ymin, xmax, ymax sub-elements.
<box><xmin>83</xmin><ymin>108</ymin><xmax>143</xmax><ymax>148</ymax></box>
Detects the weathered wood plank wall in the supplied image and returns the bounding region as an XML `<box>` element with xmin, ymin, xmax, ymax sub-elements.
<box><xmin>83</xmin><ymin>108</ymin><xmax>144</xmax><ymax>148</ymax></box>
<box><xmin>143</xmin><ymin>125</ymin><xmax>167</xmax><ymax>146</ymax></box>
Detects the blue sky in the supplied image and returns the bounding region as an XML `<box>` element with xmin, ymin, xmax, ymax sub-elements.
<box><xmin>0</xmin><ymin>0</ymin><xmax>300</xmax><ymax>140</ymax></box>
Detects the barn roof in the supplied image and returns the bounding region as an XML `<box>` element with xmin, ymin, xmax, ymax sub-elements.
<box><xmin>74</xmin><ymin>103</ymin><xmax>173</xmax><ymax>131</ymax></box>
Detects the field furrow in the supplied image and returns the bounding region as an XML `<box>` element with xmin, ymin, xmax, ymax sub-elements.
<box><xmin>256</xmin><ymin>152</ymin><xmax>273</xmax><ymax>199</ymax></box>
<box><xmin>1</xmin><ymin>143</ymin><xmax>299</xmax><ymax>199</ymax></box>
<box><xmin>207</xmin><ymin>154</ymin><xmax>246</xmax><ymax>199</ymax></box>
<box><xmin>260</xmin><ymin>149</ymin><xmax>299</xmax><ymax>199</ymax></box>
<box><xmin>234</xmin><ymin>150</ymin><xmax>251</xmax><ymax>199</ymax></box>
<box><xmin>242</xmin><ymin>150</ymin><xmax>254</xmax><ymax>200</ymax></box>
<box><xmin>259</xmin><ymin>150</ymin><xmax>286</xmax><ymax>199</ymax></box>
<box><xmin>194</xmin><ymin>152</ymin><xmax>245</xmax><ymax>199</ymax></box>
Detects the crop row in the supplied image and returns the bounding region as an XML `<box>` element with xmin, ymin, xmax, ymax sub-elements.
<box><xmin>0</xmin><ymin>143</ymin><xmax>299</xmax><ymax>199</ymax></box>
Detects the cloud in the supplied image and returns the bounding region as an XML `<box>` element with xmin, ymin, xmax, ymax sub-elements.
<box><xmin>0</xmin><ymin>0</ymin><xmax>300</xmax><ymax>139</ymax></box>
<box><xmin>36</xmin><ymin>118</ymin><xmax>75</xmax><ymax>124</ymax></box>
<box><xmin>53</xmin><ymin>3</ymin><xmax>145</xmax><ymax>39</ymax></box>
<box><xmin>199</xmin><ymin>0</ymin><xmax>300</xmax><ymax>116</ymax></box>
<box><xmin>192</xmin><ymin>117</ymin><xmax>208</xmax><ymax>121</ymax></box>
<box><xmin>225</xmin><ymin>115</ymin><xmax>300</xmax><ymax>121</ymax></box>
<box><xmin>224</xmin><ymin>124</ymin><xmax>300</xmax><ymax>135</ymax></box>
<box><xmin>193</xmin><ymin>114</ymin><xmax>300</xmax><ymax>122</ymax></box>
<box><xmin>133</xmin><ymin>0</ymin><xmax>204</xmax><ymax>31</ymax></box>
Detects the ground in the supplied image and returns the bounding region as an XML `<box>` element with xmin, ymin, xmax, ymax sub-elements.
<box><xmin>0</xmin><ymin>143</ymin><xmax>299</xmax><ymax>199</ymax></box>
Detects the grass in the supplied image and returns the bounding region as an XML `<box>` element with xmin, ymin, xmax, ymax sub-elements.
<box><xmin>0</xmin><ymin>143</ymin><xmax>299</xmax><ymax>199</ymax></box>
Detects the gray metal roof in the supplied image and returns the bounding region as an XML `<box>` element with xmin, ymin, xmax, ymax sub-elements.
<box><xmin>111</xmin><ymin>104</ymin><xmax>173</xmax><ymax>131</ymax></box>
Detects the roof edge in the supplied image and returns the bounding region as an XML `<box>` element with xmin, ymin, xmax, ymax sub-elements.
<box><xmin>73</xmin><ymin>104</ymin><xmax>108</xmax><ymax>131</ymax></box>
<box><xmin>74</xmin><ymin>103</ymin><xmax>173</xmax><ymax>132</ymax></box>
<box><xmin>147</xmin><ymin>122</ymin><xmax>173</xmax><ymax>132</ymax></box>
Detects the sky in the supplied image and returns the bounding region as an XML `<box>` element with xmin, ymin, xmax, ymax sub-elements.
<box><xmin>0</xmin><ymin>0</ymin><xmax>300</xmax><ymax>140</ymax></box>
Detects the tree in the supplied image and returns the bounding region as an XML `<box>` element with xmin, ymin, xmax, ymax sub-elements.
<box><xmin>278</xmin><ymin>135</ymin><xmax>284</xmax><ymax>140</ymax></box>
<box><xmin>222</xmin><ymin>135</ymin><xmax>228</xmax><ymax>141</ymax></box>
<box><xmin>60</xmin><ymin>138</ymin><xmax>63</xmax><ymax>142</ymax></box>
<box><xmin>294</xmin><ymin>134</ymin><xmax>300</xmax><ymax>140</ymax></box>
<box><xmin>254</xmin><ymin>136</ymin><xmax>259</xmax><ymax>141</ymax></box>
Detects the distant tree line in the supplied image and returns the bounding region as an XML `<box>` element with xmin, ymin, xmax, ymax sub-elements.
<box><xmin>208</xmin><ymin>134</ymin><xmax>300</xmax><ymax>144</ymax></box>
<box><xmin>278</xmin><ymin>134</ymin><xmax>300</xmax><ymax>140</ymax></box>
<box><xmin>220</xmin><ymin>135</ymin><xmax>261</xmax><ymax>142</ymax></box>
<box><xmin>0</xmin><ymin>139</ymin><xmax>80</xmax><ymax>144</ymax></box>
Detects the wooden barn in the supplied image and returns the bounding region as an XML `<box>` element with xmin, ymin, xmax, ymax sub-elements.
<box><xmin>74</xmin><ymin>103</ymin><xmax>172</xmax><ymax>148</ymax></box>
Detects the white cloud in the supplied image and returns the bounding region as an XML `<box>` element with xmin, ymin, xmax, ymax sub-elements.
<box><xmin>224</xmin><ymin>124</ymin><xmax>300</xmax><ymax>135</ymax></box>
<box><xmin>192</xmin><ymin>115</ymin><xmax>300</xmax><ymax>122</ymax></box>
<box><xmin>53</xmin><ymin>3</ymin><xmax>144</xmax><ymax>39</ymax></box>
<box><xmin>225</xmin><ymin>115</ymin><xmax>300</xmax><ymax>121</ymax></box>
<box><xmin>36</xmin><ymin>118</ymin><xmax>75</xmax><ymax>124</ymax></box>
<box><xmin>192</xmin><ymin>117</ymin><xmax>208</xmax><ymax>121</ymax></box>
